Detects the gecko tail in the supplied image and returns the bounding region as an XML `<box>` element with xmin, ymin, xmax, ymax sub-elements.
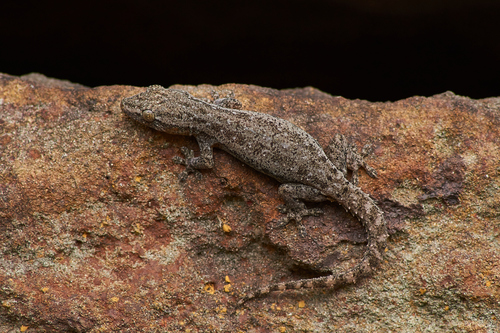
<box><xmin>237</xmin><ymin>181</ymin><xmax>388</xmax><ymax>307</ymax></box>
<box><xmin>237</xmin><ymin>237</ymin><xmax>387</xmax><ymax>306</ymax></box>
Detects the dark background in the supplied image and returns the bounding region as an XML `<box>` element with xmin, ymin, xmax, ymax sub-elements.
<box><xmin>1</xmin><ymin>0</ymin><xmax>499</xmax><ymax>101</ymax></box>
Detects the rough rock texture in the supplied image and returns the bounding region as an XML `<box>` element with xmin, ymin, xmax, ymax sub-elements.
<box><xmin>0</xmin><ymin>73</ymin><xmax>499</xmax><ymax>332</ymax></box>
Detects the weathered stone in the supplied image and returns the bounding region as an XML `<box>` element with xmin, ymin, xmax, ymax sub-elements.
<box><xmin>0</xmin><ymin>73</ymin><xmax>499</xmax><ymax>332</ymax></box>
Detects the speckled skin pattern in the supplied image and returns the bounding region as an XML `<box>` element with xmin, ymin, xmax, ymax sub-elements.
<box><xmin>121</xmin><ymin>85</ymin><xmax>388</xmax><ymax>304</ymax></box>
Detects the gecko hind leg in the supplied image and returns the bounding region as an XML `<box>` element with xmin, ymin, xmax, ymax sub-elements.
<box><xmin>325</xmin><ymin>134</ymin><xmax>377</xmax><ymax>186</ymax></box>
<box><xmin>211</xmin><ymin>90</ymin><xmax>243</xmax><ymax>109</ymax></box>
<box><xmin>273</xmin><ymin>183</ymin><xmax>328</xmax><ymax>237</ymax></box>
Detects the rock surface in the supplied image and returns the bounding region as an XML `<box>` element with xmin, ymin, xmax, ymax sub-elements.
<box><xmin>0</xmin><ymin>73</ymin><xmax>499</xmax><ymax>332</ymax></box>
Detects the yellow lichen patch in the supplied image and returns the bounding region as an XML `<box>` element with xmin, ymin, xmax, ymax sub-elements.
<box><xmin>215</xmin><ymin>305</ymin><xmax>227</xmax><ymax>318</ymax></box>
<box><xmin>131</xmin><ymin>223</ymin><xmax>144</xmax><ymax>235</ymax></box>
<box><xmin>100</xmin><ymin>216</ymin><xmax>110</xmax><ymax>228</ymax></box>
<box><xmin>109</xmin><ymin>297</ymin><xmax>119</xmax><ymax>303</ymax></box>
<box><xmin>486</xmin><ymin>281</ymin><xmax>492</xmax><ymax>287</ymax></box>
<box><xmin>41</xmin><ymin>287</ymin><xmax>49</xmax><ymax>293</ymax></box>
<box><xmin>225</xmin><ymin>275</ymin><xmax>231</xmax><ymax>283</ymax></box>
<box><xmin>444</xmin><ymin>306</ymin><xmax>449</xmax><ymax>311</ymax></box>
<box><xmin>270</xmin><ymin>303</ymin><xmax>282</xmax><ymax>311</ymax></box>
<box><xmin>20</xmin><ymin>326</ymin><xmax>28</xmax><ymax>332</ymax></box>
<box><xmin>203</xmin><ymin>282</ymin><xmax>215</xmax><ymax>294</ymax></box>
<box><xmin>279</xmin><ymin>326</ymin><xmax>286</xmax><ymax>332</ymax></box>
<box><xmin>135</xmin><ymin>176</ymin><xmax>142</xmax><ymax>182</ymax></box>
<box><xmin>224</xmin><ymin>284</ymin><xmax>232</xmax><ymax>292</ymax></box>
<box><xmin>298</xmin><ymin>300</ymin><xmax>305</xmax><ymax>308</ymax></box>
<box><xmin>222</xmin><ymin>223</ymin><xmax>232</xmax><ymax>233</ymax></box>
<box><xmin>419</xmin><ymin>288</ymin><xmax>427</xmax><ymax>295</ymax></box>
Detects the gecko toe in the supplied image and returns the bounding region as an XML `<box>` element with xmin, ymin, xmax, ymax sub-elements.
<box><xmin>177</xmin><ymin>167</ymin><xmax>203</xmax><ymax>181</ymax></box>
<box><xmin>180</xmin><ymin>146</ymin><xmax>195</xmax><ymax>159</ymax></box>
<box><xmin>194</xmin><ymin>170</ymin><xmax>203</xmax><ymax>180</ymax></box>
<box><xmin>178</xmin><ymin>171</ymin><xmax>188</xmax><ymax>182</ymax></box>
<box><xmin>277</xmin><ymin>205</ymin><xmax>288</xmax><ymax>214</ymax></box>
<box><xmin>308</xmin><ymin>208</ymin><xmax>324</xmax><ymax>216</ymax></box>
<box><xmin>297</xmin><ymin>223</ymin><xmax>308</xmax><ymax>238</ymax></box>
<box><xmin>172</xmin><ymin>156</ymin><xmax>187</xmax><ymax>165</ymax></box>
<box><xmin>269</xmin><ymin>216</ymin><xmax>292</xmax><ymax>230</ymax></box>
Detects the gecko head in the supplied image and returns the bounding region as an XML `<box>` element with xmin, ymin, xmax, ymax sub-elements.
<box><xmin>121</xmin><ymin>85</ymin><xmax>195</xmax><ymax>135</ymax></box>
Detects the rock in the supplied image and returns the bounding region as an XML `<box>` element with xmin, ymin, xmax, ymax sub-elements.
<box><xmin>20</xmin><ymin>72</ymin><xmax>88</xmax><ymax>89</ymax></box>
<box><xmin>0</xmin><ymin>73</ymin><xmax>499</xmax><ymax>332</ymax></box>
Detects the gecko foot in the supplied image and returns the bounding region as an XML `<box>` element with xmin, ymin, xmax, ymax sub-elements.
<box><xmin>211</xmin><ymin>89</ymin><xmax>243</xmax><ymax>109</ymax></box>
<box><xmin>173</xmin><ymin>147</ymin><xmax>203</xmax><ymax>181</ymax></box>
<box><xmin>325</xmin><ymin>134</ymin><xmax>378</xmax><ymax>186</ymax></box>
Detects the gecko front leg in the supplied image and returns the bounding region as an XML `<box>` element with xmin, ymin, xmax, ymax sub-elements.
<box><xmin>173</xmin><ymin>133</ymin><xmax>217</xmax><ymax>181</ymax></box>
<box><xmin>173</xmin><ymin>91</ymin><xmax>241</xmax><ymax>181</ymax></box>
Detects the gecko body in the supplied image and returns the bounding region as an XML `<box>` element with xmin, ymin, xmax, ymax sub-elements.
<box><xmin>121</xmin><ymin>85</ymin><xmax>388</xmax><ymax>303</ymax></box>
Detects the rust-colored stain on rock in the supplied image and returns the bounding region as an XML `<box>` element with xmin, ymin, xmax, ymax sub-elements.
<box><xmin>0</xmin><ymin>73</ymin><xmax>499</xmax><ymax>332</ymax></box>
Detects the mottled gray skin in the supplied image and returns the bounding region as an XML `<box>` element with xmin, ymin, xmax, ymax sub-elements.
<box><xmin>121</xmin><ymin>85</ymin><xmax>388</xmax><ymax>304</ymax></box>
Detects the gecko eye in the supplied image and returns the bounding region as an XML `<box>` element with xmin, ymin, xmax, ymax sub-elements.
<box><xmin>142</xmin><ymin>110</ymin><xmax>155</xmax><ymax>122</ymax></box>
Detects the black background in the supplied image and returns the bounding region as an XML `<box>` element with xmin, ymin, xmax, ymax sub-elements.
<box><xmin>1</xmin><ymin>0</ymin><xmax>499</xmax><ymax>101</ymax></box>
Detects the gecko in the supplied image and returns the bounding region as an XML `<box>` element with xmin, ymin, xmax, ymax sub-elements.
<box><xmin>121</xmin><ymin>85</ymin><xmax>388</xmax><ymax>304</ymax></box>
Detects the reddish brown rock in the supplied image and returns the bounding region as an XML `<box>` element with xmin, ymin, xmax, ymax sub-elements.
<box><xmin>0</xmin><ymin>73</ymin><xmax>499</xmax><ymax>332</ymax></box>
